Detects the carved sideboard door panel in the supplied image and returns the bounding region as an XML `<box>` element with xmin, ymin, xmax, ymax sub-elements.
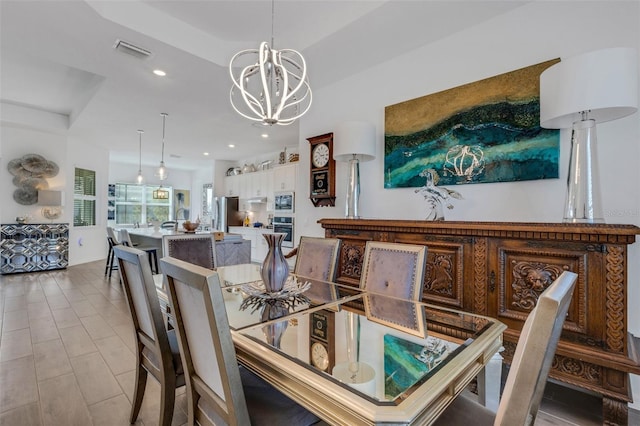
<box><xmin>487</xmin><ymin>238</ymin><xmax>590</xmax><ymax>340</ymax></box>
<box><xmin>320</xmin><ymin>219</ymin><xmax>640</xmax><ymax>425</ymax></box>
<box><xmin>329</xmin><ymin>229</ymin><xmax>472</xmax><ymax>310</ymax></box>
<box><xmin>394</xmin><ymin>234</ymin><xmax>473</xmax><ymax>310</ymax></box>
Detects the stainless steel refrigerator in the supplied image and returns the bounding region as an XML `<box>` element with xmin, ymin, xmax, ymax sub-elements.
<box><xmin>212</xmin><ymin>196</ymin><xmax>243</xmax><ymax>232</ymax></box>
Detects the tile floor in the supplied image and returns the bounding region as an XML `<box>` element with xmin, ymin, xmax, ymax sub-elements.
<box><xmin>1</xmin><ymin>260</ymin><xmax>638</xmax><ymax>425</ymax></box>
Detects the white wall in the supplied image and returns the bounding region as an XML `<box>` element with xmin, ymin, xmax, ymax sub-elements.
<box><xmin>297</xmin><ymin>1</ymin><xmax>640</xmax><ymax>407</ymax></box>
<box><xmin>0</xmin><ymin>124</ymin><xmax>113</xmax><ymax>266</ymax></box>
<box><xmin>0</xmin><ymin>125</ymin><xmax>68</xmax><ymax>224</ymax></box>
<box><xmin>67</xmin><ymin>137</ymin><xmax>110</xmax><ymax>266</ymax></box>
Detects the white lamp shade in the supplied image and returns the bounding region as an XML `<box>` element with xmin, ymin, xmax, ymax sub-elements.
<box><xmin>333</xmin><ymin>121</ymin><xmax>376</xmax><ymax>162</ymax></box>
<box><xmin>37</xmin><ymin>190</ymin><xmax>63</xmax><ymax>206</ymax></box>
<box><xmin>540</xmin><ymin>47</ymin><xmax>638</xmax><ymax>129</ymax></box>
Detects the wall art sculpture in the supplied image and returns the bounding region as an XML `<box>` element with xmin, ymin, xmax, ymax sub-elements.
<box><xmin>8</xmin><ymin>154</ymin><xmax>59</xmax><ymax>205</ymax></box>
<box><xmin>384</xmin><ymin>59</ymin><xmax>560</xmax><ymax>188</ymax></box>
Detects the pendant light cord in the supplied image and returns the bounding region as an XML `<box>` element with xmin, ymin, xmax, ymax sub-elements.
<box><xmin>138</xmin><ymin>130</ymin><xmax>143</xmax><ymax>171</ymax></box>
<box><xmin>161</xmin><ymin>113</ymin><xmax>167</xmax><ymax>162</ymax></box>
<box><xmin>270</xmin><ymin>0</ymin><xmax>274</xmax><ymax>48</ymax></box>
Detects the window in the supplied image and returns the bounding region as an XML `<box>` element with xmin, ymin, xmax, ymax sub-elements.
<box><xmin>74</xmin><ymin>168</ymin><xmax>96</xmax><ymax>226</ymax></box>
<box><xmin>114</xmin><ymin>183</ymin><xmax>172</xmax><ymax>225</ymax></box>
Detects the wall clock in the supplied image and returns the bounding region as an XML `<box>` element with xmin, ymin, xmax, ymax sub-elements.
<box><xmin>307</xmin><ymin>133</ymin><xmax>336</xmax><ymax>207</ymax></box>
<box><xmin>309</xmin><ymin>309</ymin><xmax>335</xmax><ymax>372</ymax></box>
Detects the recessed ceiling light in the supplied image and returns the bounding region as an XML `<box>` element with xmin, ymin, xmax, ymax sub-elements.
<box><xmin>261</xmin><ymin>133</ymin><xmax>269</xmax><ymax>138</ymax></box>
<box><xmin>228</xmin><ymin>144</ymin><xmax>235</xmax><ymax>148</ymax></box>
<box><xmin>153</xmin><ymin>69</ymin><xmax>166</xmax><ymax>76</ymax></box>
<box><xmin>203</xmin><ymin>152</ymin><xmax>209</xmax><ymax>156</ymax></box>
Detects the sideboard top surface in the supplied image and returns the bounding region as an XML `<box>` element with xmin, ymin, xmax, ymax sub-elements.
<box><xmin>319</xmin><ymin>219</ymin><xmax>639</xmax><ymax>244</ymax></box>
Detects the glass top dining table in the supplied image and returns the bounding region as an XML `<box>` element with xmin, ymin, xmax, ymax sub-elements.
<box><xmin>158</xmin><ymin>263</ymin><xmax>506</xmax><ymax>425</ymax></box>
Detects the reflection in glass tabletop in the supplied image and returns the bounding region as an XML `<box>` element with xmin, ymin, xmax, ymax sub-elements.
<box><xmin>236</xmin><ymin>294</ymin><xmax>497</xmax><ymax>405</ymax></box>
<box><xmin>156</xmin><ymin>264</ymin><xmax>505</xmax><ymax>424</ymax></box>
<box><xmin>223</xmin><ymin>273</ymin><xmax>361</xmax><ymax>330</ymax></box>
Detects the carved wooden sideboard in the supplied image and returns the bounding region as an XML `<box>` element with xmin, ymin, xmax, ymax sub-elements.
<box><xmin>320</xmin><ymin>219</ymin><xmax>640</xmax><ymax>425</ymax></box>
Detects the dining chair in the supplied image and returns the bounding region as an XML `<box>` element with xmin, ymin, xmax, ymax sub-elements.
<box><xmin>293</xmin><ymin>236</ymin><xmax>341</xmax><ymax>281</ymax></box>
<box><xmin>104</xmin><ymin>226</ymin><xmax>120</xmax><ymax>278</ymax></box>
<box><xmin>163</xmin><ymin>233</ymin><xmax>217</xmax><ymax>270</ymax></box>
<box><xmin>119</xmin><ymin>228</ymin><xmax>160</xmax><ymax>274</ymax></box>
<box><xmin>159</xmin><ymin>256</ymin><xmax>320</xmax><ymax>426</ymax></box>
<box><xmin>113</xmin><ymin>245</ymin><xmax>185</xmax><ymax>426</ymax></box>
<box><xmin>161</xmin><ymin>220</ymin><xmax>178</xmax><ymax>230</ymax></box>
<box><xmin>359</xmin><ymin>241</ymin><xmax>427</xmax><ymax>300</ymax></box>
<box><xmin>433</xmin><ymin>270</ymin><xmax>578</xmax><ymax>426</ymax></box>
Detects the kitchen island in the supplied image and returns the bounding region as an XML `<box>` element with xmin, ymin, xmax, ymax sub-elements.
<box><xmin>123</xmin><ymin>228</ymin><xmax>251</xmax><ymax>266</ymax></box>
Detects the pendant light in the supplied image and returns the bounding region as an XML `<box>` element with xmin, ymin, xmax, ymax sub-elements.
<box><xmin>229</xmin><ymin>0</ymin><xmax>311</xmax><ymax>126</ymax></box>
<box><xmin>156</xmin><ymin>113</ymin><xmax>168</xmax><ymax>181</ymax></box>
<box><xmin>136</xmin><ymin>130</ymin><xmax>144</xmax><ymax>184</ymax></box>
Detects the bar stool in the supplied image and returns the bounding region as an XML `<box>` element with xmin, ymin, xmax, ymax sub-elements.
<box><xmin>104</xmin><ymin>227</ymin><xmax>120</xmax><ymax>278</ymax></box>
<box><xmin>118</xmin><ymin>229</ymin><xmax>159</xmax><ymax>274</ymax></box>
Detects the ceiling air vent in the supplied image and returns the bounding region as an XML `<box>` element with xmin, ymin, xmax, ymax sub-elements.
<box><xmin>113</xmin><ymin>39</ymin><xmax>152</xmax><ymax>60</ymax></box>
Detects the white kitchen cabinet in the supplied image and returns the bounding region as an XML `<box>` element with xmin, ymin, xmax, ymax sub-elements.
<box><xmin>273</xmin><ymin>164</ymin><xmax>297</xmax><ymax>192</ymax></box>
<box><xmin>225</xmin><ymin>169</ymin><xmax>275</xmax><ymax>199</ymax></box>
<box><xmin>252</xmin><ymin>169</ymin><xmax>273</xmax><ymax>198</ymax></box>
<box><xmin>237</xmin><ymin>174</ymin><xmax>248</xmax><ymax>198</ymax></box>
<box><xmin>225</xmin><ymin>175</ymin><xmax>241</xmax><ymax>197</ymax></box>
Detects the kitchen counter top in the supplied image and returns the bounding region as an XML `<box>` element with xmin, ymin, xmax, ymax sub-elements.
<box><xmin>123</xmin><ymin>228</ymin><xmax>242</xmax><ymax>241</ymax></box>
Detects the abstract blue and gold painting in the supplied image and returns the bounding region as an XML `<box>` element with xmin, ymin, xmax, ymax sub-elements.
<box><xmin>384</xmin><ymin>59</ymin><xmax>560</xmax><ymax>188</ymax></box>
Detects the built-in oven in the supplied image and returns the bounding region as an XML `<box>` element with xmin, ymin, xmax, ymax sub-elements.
<box><xmin>272</xmin><ymin>216</ymin><xmax>294</xmax><ymax>248</ymax></box>
<box><xmin>274</xmin><ymin>191</ymin><xmax>295</xmax><ymax>214</ymax></box>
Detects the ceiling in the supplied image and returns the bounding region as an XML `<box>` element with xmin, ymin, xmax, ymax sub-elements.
<box><xmin>0</xmin><ymin>0</ymin><xmax>528</xmax><ymax>171</ymax></box>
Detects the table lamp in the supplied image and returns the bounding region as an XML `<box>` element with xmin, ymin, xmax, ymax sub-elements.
<box><xmin>38</xmin><ymin>190</ymin><xmax>64</xmax><ymax>220</ymax></box>
<box><xmin>333</xmin><ymin>121</ymin><xmax>376</xmax><ymax>219</ymax></box>
<box><xmin>540</xmin><ymin>47</ymin><xmax>638</xmax><ymax>223</ymax></box>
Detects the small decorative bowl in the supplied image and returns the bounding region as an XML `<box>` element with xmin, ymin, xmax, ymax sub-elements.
<box><xmin>182</xmin><ymin>221</ymin><xmax>200</xmax><ymax>232</ymax></box>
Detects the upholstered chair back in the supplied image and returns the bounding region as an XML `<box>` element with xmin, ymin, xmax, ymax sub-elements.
<box><xmin>293</xmin><ymin>236</ymin><xmax>341</xmax><ymax>281</ymax></box>
<box><xmin>163</xmin><ymin>234</ymin><xmax>217</xmax><ymax>270</ymax></box>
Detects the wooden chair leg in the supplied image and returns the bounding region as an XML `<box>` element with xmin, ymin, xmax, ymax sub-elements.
<box><xmin>152</xmin><ymin>250</ymin><xmax>159</xmax><ymax>274</ymax></box>
<box><xmin>146</xmin><ymin>250</ymin><xmax>159</xmax><ymax>274</ymax></box>
<box><xmin>159</xmin><ymin>375</ymin><xmax>176</xmax><ymax>426</ymax></box>
<box><xmin>104</xmin><ymin>245</ymin><xmax>113</xmax><ymax>276</ymax></box>
<box><xmin>108</xmin><ymin>250</ymin><xmax>116</xmax><ymax>278</ymax></box>
<box><xmin>130</xmin><ymin>364</ymin><xmax>148</xmax><ymax>423</ymax></box>
<box><xmin>188</xmin><ymin>392</ymin><xmax>199</xmax><ymax>426</ymax></box>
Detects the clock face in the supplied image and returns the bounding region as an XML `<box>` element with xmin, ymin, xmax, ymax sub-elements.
<box><xmin>312</xmin><ymin>143</ymin><xmax>330</xmax><ymax>168</ymax></box>
<box><xmin>310</xmin><ymin>341</ymin><xmax>330</xmax><ymax>371</ymax></box>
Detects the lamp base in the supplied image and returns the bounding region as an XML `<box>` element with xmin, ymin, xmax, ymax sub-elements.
<box><xmin>563</xmin><ymin>119</ymin><xmax>603</xmax><ymax>224</ymax></box>
<box><xmin>345</xmin><ymin>157</ymin><xmax>362</xmax><ymax>219</ymax></box>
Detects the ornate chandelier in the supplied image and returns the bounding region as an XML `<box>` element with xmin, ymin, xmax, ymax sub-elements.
<box><xmin>229</xmin><ymin>1</ymin><xmax>312</xmax><ymax>126</ymax></box>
